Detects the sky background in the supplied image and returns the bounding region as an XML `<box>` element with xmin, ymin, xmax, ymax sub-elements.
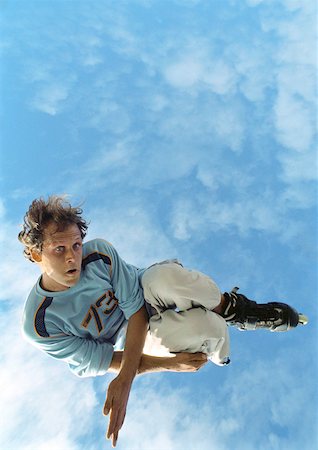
<box><xmin>0</xmin><ymin>0</ymin><xmax>317</xmax><ymax>449</ymax></box>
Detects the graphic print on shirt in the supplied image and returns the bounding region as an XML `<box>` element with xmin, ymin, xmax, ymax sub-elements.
<box><xmin>34</xmin><ymin>296</ymin><xmax>67</xmax><ymax>338</ymax></box>
<box><xmin>34</xmin><ymin>296</ymin><xmax>53</xmax><ymax>337</ymax></box>
<box><xmin>82</xmin><ymin>251</ymin><xmax>113</xmax><ymax>275</ymax></box>
<box><xmin>81</xmin><ymin>250</ymin><xmax>120</xmax><ymax>335</ymax></box>
<box><xmin>81</xmin><ymin>290</ymin><xmax>119</xmax><ymax>334</ymax></box>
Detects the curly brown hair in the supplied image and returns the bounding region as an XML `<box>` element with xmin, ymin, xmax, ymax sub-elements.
<box><xmin>18</xmin><ymin>195</ymin><xmax>89</xmax><ymax>262</ymax></box>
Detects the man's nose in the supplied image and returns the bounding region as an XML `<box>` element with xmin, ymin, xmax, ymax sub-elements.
<box><xmin>65</xmin><ymin>248</ymin><xmax>75</xmax><ymax>262</ymax></box>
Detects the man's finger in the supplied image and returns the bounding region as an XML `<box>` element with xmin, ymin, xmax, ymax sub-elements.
<box><xmin>108</xmin><ymin>406</ymin><xmax>126</xmax><ymax>439</ymax></box>
<box><xmin>103</xmin><ymin>402</ymin><xmax>110</xmax><ymax>416</ymax></box>
<box><xmin>194</xmin><ymin>352</ymin><xmax>207</xmax><ymax>359</ymax></box>
<box><xmin>116</xmin><ymin>409</ymin><xmax>126</xmax><ymax>434</ymax></box>
<box><xmin>103</xmin><ymin>391</ymin><xmax>113</xmax><ymax>416</ymax></box>
<box><xmin>112</xmin><ymin>431</ymin><xmax>119</xmax><ymax>448</ymax></box>
<box><xmin>107</xmin><ymin>407</ymin><xmax>119</xmax><ymax>439</ymax></box>
<box><xmin>192</xmin><ymin>353</ymin><xmax>208</xmax><ymax>361</ymax></box>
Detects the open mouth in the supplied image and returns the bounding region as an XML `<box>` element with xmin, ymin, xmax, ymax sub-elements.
<box><xmin>66</xmin><ymin>269</ymin><xmax>77</xmax><ymax>275</ymax></box>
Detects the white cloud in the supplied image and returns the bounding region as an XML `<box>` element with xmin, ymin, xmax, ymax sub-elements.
<box><xmin>61</xmin><ymin>136</ymin><xmax>141</xmax><ymax>194</ymax></box>
<box><xmin>163</xmin><ymin>50</ymin><xmax>236</xmax><ymax>95</ymax></box>
<box><xmin>169</xmin><ymin>191</ymin><xmax>292</xmax><ymax>243</ymax></box>
<box><xmin>278</xmin><ymin>147</ymin><xmax>317</xmax><ymax>182</ymax></box>
<box><xmin>230</xmin><ymin>43</ymin><xmax>274</xmax><ymax>102</ymax></box>
<box><xmin>0</xmin><ymin>305</ymin><xmax>99</xmax><ymax>450</ymax></box>
<box><xmin>274</xmin><ymin>91</ymin><xmax>314</xmax><ymax>153</ymax></box>
<box><xmin>203</xmin><ymin>60</ymin><xmax>237</xmax><ymax>95</ymax></box>
<box><xmin>262</xmin><ymin>0</ymin><xmax>317</xmax><ymax>156</ymax></box>
<box><xmin>209</xmin><ymin>104</ymin><xmax>245</xmax><ymax>152</ymax></box>
<box><xmin>149</xmin><ymin>94</ymin><xmax>169</xmax><ymax>112</ymax></box>
<box><xmin>92</xmin><ymin>141</ymin><xmax>134</xmax><ymax>168</ymax></box>
<box><xmin>85</xmin><ymin>55</ymin><xmax>103</xmax><ymax>67</ymax></box>
<box><xmin>30</xmin><ymin>83</ymin><xmax>70</xmax><ymax>116</ymax></box>
<box><xmin>14</xmin><ymin>0</ymin><xmax>313</xmax><ymax>249</ymax></box>
<box><xmin>0</xmin><ymin>208</ymin><xmax>38</xmax><ymax>301</ymax></box>
<box><xmin>120</xmin><ymin>380</ymin><xmax>227</xmax><ymax>450</ymax></box>
<box><xmin>88</xmin><ymin>100</ymin><xmax>131</xmax><ymax>133</ymax></box>
<box><xmin>164</xmin><ymin>56</ymin><xmax>203</xmax><ymax>88</ymax></box>
<box><xmin>246</xmin><ymin>0</ymin><xmax>264</xmax><ymax>5</ymax></box>
<box><xmin>277</xmin><ymin>65</ymin><xmax>315</xmax><ymax>104</ymax></box>
<box><xmin>117</xmin><ymin>345</ymin><xmax>316</xmax><ymax>450</ymax></box>
<box><xmin>87</xmin><ymin>203</ymin><xmax>176</xmax><ymax>268</ymax></box>
<box><xmin>9</xmin><ymin>187</ymin><xmax>35</xmax><ymax>201</ymax></box>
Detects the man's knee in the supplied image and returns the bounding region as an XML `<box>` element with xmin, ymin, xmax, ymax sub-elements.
<box><xmin>141</xmin><ymin>263</ymin><xmax>179</xmax><ymax>296</ymax></box>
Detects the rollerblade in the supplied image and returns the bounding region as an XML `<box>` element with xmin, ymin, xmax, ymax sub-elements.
<box><xmin>221</xmin><ymin>287</ymin><xmax>308</xmax><ymax>332</ymax></box>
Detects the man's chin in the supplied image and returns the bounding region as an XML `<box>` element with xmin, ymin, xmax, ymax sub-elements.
<box><xmin>65</xmin><ymin>275</ymin><xmax>80</xmax><ymax>287</ymax></box>
<box><xmin>65</xmin><ymin>268</ymin><xmax>81</xmax><ymax>279</ymax></box>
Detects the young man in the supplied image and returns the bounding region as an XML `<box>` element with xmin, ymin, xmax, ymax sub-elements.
<box><xmin>19</xmin><ymin>196</ymin><xmax>305</xmax><ymax>447</ymax></box>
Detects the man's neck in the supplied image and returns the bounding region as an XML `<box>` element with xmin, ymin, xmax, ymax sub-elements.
<box><xmin>40</xmin><ymin>274</ymin><xmax>69</xmax><ymax>292</ymax></box>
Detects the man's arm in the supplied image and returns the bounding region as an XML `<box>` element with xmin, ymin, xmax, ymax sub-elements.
<box><xmin>109</xmin><ymin>351</ymin><xmax>208</xmax><ymax>374</ymax></box>
<box><xmin>103</xmin><ymin>305</ymin><xmax>208</xmax><ymax>447</ymax></box>
<box><xmin>103</xmin><ymin>305</ymin><xmax>149</xmax><ymax>447</ymax></box>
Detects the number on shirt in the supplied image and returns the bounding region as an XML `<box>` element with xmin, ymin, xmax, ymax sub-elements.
<box><xmin>81</xmin><ymin>290</ymin><xmax>118</xmax><ymax>334</ymax></box>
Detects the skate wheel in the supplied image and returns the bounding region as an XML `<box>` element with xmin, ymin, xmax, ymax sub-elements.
<box><xmin>298</xmin><ymin>313</ymin><xmax>308</xmax><ymax>325</ymax></box>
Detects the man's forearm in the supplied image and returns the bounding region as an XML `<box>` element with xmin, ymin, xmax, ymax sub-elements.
<box><xmin>108</xmin><ymin>305</ymin><xmax>209</xmax><ymax>376</ymax></box>
<box><xmin>104</xmin><ymin>305</ymin><xmax>149</xmax><ymax>447</ymax></box>
<box><xmin>104</xmin><ymin>309</ymin><xmax>208</xmax><ymax>446</ymax></box>
<box><xmin>109</xmin><ymin>351</ymin><xmax>173</xmax><ymax>374</ymax></box>
<box><xmin>138</xmin><ymin>354</ymin><xmax>176</xmax><ymax>374</ymax></box>
<box><xmin>119</xmin><ymin>305</ymin><xmax>149</xmax><ymax>379</ymax></box>
<box><xmin>109</xmin><ymin>351</ymin><xmax>208</xmax><ymax>374</ymax></box>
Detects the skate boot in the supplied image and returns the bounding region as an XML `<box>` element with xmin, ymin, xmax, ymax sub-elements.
<box><xmin>221</xmin><ymin>287</ymin><xmax>308</xmax><ymax>332</ymax></box>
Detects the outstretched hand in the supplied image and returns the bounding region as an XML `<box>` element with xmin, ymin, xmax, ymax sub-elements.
<box><xmin>103</xmin><ymin>375</ymin><xmax>132</xmax><ymax>447</ymax></box>
<box><xmin>169</xmin><ymin>352</ymin><xmax>208</xmax><ymax>372</ymax></box>
<box><xmin>103</xmin><ymin>351</ymin><xmax>208</xmax><ymax>446</ymax></box>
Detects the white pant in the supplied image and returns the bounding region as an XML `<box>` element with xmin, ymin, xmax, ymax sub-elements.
<box><xmin>141</xmin><ymin>262</ymin><xmax>230</xmax><ymax>366</ymax></box>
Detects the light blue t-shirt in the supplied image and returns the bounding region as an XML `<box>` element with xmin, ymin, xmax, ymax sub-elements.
<box><xmin>22</xmin><ymin>239</ymin><xmax>146</xmax><ymax>377</ymax></box>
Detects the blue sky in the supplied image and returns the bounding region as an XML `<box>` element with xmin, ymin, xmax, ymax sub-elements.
<box><xmin>0</xmin><ymin>0</ymin><xmax>317</xmax><ymax>449</ymax></box>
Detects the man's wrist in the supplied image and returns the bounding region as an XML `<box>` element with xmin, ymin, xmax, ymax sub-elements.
<box><xmin>118</xmin><ymin>364</ymin><xmax>138</xmax><ymax>382</ymax></box>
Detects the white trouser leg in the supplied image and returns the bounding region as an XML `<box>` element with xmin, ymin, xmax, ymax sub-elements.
<box><xmin>141</xmin><ymin>263</ymin><xmax>230</xmax><ymax>366</ymax></box>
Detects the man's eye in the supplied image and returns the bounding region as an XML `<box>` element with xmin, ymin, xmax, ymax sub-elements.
<box><xmin>55</xmin><ymin>247</ymin><xmax>64</xmax><ymax>253</ymax></box>
<box><xmin>74</xmin><ymin>243</ymin><xmax>82</xmax><ymax>250</ymax></box>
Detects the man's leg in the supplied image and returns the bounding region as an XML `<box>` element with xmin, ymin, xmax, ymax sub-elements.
<box><xmin>141</xmin><ymin>262</ymin><xmax>223</xmax><ymax>314</ymax></box>
<box><xmin>141</xmin><ymin>262</ymin><xmax>230</xmax><ymax>366</ymax></box>
<box><xmin>147</xmin><ymin>307</ymin><xmax>230</xmax><ymax>366</ymax></box>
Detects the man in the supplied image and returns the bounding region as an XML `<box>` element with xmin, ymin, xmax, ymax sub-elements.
<box><xmin>19</xmin><ymin>196</ymin><xmax>304</xmax><ymax>447</ymax></box>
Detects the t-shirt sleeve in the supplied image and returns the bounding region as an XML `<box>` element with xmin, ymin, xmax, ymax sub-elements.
<box><xmin>22</xmin><ymin>318</ymin><xmax>114</xmax><ymax>378</ymax></box>
<box><xmin>99</xmin><ymin>240</ymin><xmax>145</xmax><ymax>320</ymax></box>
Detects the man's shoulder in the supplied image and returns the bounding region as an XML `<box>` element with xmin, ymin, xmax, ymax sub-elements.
<box><xmin>22</xmin><ymin>282</ymin><xmax>45</xmax><ymax>339</ymax></box>
<box><xmin>24</xmin><ymin>281</ymin><xmax>41</xmax><ymax>309</ymax></box>
<box><xmin>82</xmin><ymin>238</ymin><xmax>114</xmax><ymax>256</ymax></box>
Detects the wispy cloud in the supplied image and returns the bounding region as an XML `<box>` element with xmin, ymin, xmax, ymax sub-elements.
<box><xmin>259</xmin><ymin>0</ymin><xmax>317</xmax><ymax>178</ymax></box>
<box><xmin>87</xmin><ymin>201</ymin><xmax>177</xmax><ymax>267</ymax></box>
<box><xmin>163</xmin><ymin>50</ymin><xmax>236</xmax><ymax>95</ymax></box>
<box><xmin>117</xmin><ymin>347</ymin><xmax>316</xmax><ymax>450</ymax></box>
<box><xmin>120</xmin><ymin>380</ymin><xmax>226</xmax><ymax>450</ymax></box>
<box><xmin>0</xmin><ymin>209</ymin><xmax>38</xmax><ymax>302</ymax></box>
<box><xmin>0</xmin><ymin>306</ymin><xmax>99</xmax><ymax>450</ymax></box>
<box><xmin>30</xmin><ymin>83</ymin><xmax>71</xmax><ymax>116</ymax></box>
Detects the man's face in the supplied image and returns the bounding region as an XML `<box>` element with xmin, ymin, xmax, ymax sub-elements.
<box><xmin>35</xmin><ymin>222</ymin><xmax>83</xmax><ymax>292</ymax></box>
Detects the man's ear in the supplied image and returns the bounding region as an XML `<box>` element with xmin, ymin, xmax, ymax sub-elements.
<box><xmin>31</xmin><ymin>249</ymin><xmax>42</xmax><ymax>263</ymax></box>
